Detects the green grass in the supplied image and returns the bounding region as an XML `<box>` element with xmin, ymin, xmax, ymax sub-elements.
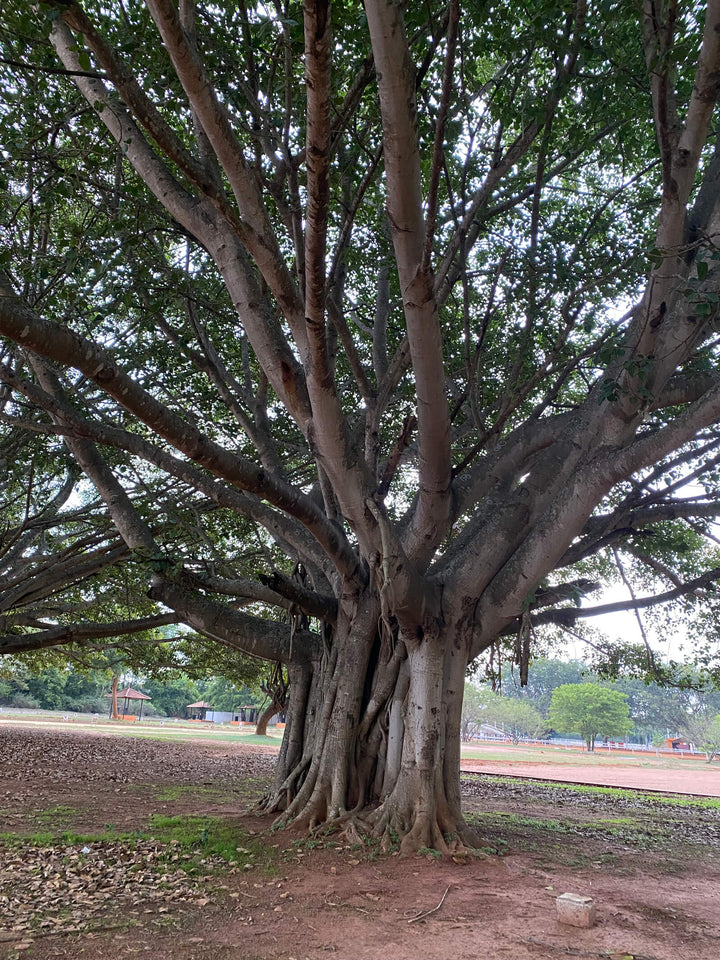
<box><xmin>74</xmin><ymin>728</ymin><xmax>283</xmax><ymax>745</ymax></box>
<box><xmin>143</xmin><ymin>814</ymin><xmax>270</xmax><ymax>868</ymax></box>
<box><xmin>154</xmin><ymin>784</ymin><xmax>232</xmax><ymax>802</ymax></box>
<box><xmin>0</xmin><ymin>829</ymin><xmax>57</xmax><ymax>846</ymax></box>
<box><xmin>34</xmin><ymin>804</ymin><xmax>77</xmax><ymax>824</ymax></box>
<box><xmin>470</xmin><ymin>811</ymin><xmax>578</xmax><ymax>834</ymax></box>
<box><xmin>0</xmin><ymin>810</ymin><xmax>278</xmax><ymax>877</ymax></box>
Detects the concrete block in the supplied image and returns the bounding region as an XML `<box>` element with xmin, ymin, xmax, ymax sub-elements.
<box><xmin>556</xmin><ymin>892</ymin><xmax>596</xmax><ymax>928</ymax></box>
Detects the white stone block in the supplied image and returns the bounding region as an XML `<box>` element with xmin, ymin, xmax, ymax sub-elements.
<box><xmin>556</xmin><ymin>892</ymin><xmax>596</xmax><ymax>928</ymax></box>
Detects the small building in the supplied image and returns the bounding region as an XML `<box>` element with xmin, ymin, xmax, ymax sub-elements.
<box><xmin>186</xmin><ymin>700</ymin><xmax>213</xmax><ymax>720</ymax></box>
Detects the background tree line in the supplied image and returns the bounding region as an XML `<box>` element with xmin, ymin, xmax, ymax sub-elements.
<box><xmin>463</xmin><ymin>658</ymin><xmax>720</xmax><ymax>752</ymax></box>
<box><xmin>0</xmin><ymin>661</ymin><xmax>264</xmax><ymax>719</ymax></box>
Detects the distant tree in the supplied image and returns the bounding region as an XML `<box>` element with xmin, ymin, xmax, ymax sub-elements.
<box><xmin>25</xmin><ymin>667</ymin><xmax>66</xmax><ymax>711</ymax></box>
<box><xmin>605</xmin><ymin>667</ymin><xmax>720</xmax><ymax>743</ymax></box>
<box><xmin>548</xmin><ymin>684</ymin><xmax>631</xmax><ymax>752</ymax></box>
<box><xmin>675</xmin><ymin>710</ymin><xmax>720</xmax><ymax>761</ymax></box>
<box><xmin>461</xmin><ymin>682</ymin><xmax>492</xmax><ymax>739</ymax></box>
<box><xmin>57</xmin><ymin>666</ymin><xmax>106</xmax><ymax>713</ymax></box>
<box><xmin>143</xmin><ymin>675</ymin><xmax>199</xmax><ymax>718</ymax></box>
<box><xmin>196</xmin><ymin>677</ymin><xmax>261</xmax><ymax>715</ymax></box>
<box><xmin>479</xmin><ymin>693</ymin><xmax>546</xmax><ymax>743</ymax></box>
<box><xmin>462</xmin><ymin>682</ymin><xmax>545</xmax><ymax>742</ymax></box>
<box><xmin>255</xmin><ymin>663</ymin><xmax>289</xmax><ymax>736</ymax></box>
<box><xmin>497</xmin><ymin>700</ymin><xmax>547</xmax><ymax>743</ymax></box>
<box><xmin>697</xmin><ymin>715</ymin><xmax>720</xmax><ymax>763</ymax></box>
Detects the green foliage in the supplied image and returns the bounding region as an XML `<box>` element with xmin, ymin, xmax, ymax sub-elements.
<box><xmin>2</xmin><ymin>0</ymin><xmax>720</xmax><ymax>756</ymax></box>
<box><xmin>142</xmin><ymin>675</ymin><xmax>199</xmax><ymax>718</ymax></box>
<box><xmin>501</xmin><ymin>659</ymin><xmax>587</xmax><ymax>714</ymax></box>
<box><xmin>0</xmin><ymin>657</ymin><xmax>266</xmax><ymax>718</ymax></box>
<box><xmin>699</xmin><ymin>715</ymin><xmax>720</xmax><ymax>761</ymax></box>
<box><xmin>462</xmin><ymin>682</ymin><xmax>546</xmax><ymax>741</ymax></box>
<box><xmin>676</xmin><ymin>711</ymin><xmax>720</xmax><ymax>761</ymax></box>
<box><xmin>548</xmin><ymin>683</ymin><xmax>632</xmax><ymax>751</ymax></box>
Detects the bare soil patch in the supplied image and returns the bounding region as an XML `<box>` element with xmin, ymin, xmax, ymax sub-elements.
<box><xmin>1</xmin><ymin>724</ymin><xmax>720</xmax><ymax>960</ymax></box>
<box><xmin>461</xmin><ymin>751</ymin><xmax>720</xmax><ymax>796</ymax></box>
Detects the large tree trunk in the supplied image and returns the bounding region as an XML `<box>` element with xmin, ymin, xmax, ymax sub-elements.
<box><xmin>263</xmin><ymin>591</ymin><xmax>476</xmax><ymax>854</ymax></box>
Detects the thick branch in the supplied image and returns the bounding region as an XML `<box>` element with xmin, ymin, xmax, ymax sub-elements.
<box><xmin>532</xmin><ymin>565</ymin><xmax>720</xmax><ymax>627</ymax></box>
<box><xmin>258</xmin><ymin>570</ymin><xmax>338</xmax><ymax>622</ymax></box>
<box><xmin>0</xmin><ymin>613</ymin><xmax>179</xmax><ymax>656</ymax></box>
<box><xmin>365</xmin><ymin>0</ymin><xmax>452</xmax><ymax>561</ymax></box>
<box><xmin>148</xmin><ymin>576</ymin><xmax>322</xmax><ymax>665</ymax></box>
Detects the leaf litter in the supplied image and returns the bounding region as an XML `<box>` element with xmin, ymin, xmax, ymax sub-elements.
<box><xmin>0</xmin><ymin>837</ymin><xmax>228</xmax><ymax>939</ymax></box>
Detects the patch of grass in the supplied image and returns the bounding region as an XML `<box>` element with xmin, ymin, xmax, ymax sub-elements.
<box><xmin>470</xmin><ymin>811</ymin><xmax>576</xmax><ymax>834</ymax></box>
<box><xmin>417</xmin><ymin>846</ymin><xmax>442</xmax><ymax>859</ymax></box>
<box><xmin>464</xmin><ymin>772</ymin><xmax>720</xmax><ymax>810</ymax></box>
<box><xmin>592</xmin><ymin>816</ymin><xmax>640</xmax><ymax>825</ymax></box>
<box><xmin>142</xmin><ymin>814</ymin><xmax>275</xmax><ymax>874</ymax></box>
<box><xmin>656</xmin><ymin>794</ymin><xmax>720</xmax><ymax>811</ymax></box>
<box><xmin>235</xmin><ymin>734</ymin><xmax>282</xmax><ymax>745</ymax></box>
<box><xmin>34</xmin><ymin>804</ymin><xmax>78</xmax><ymax>825</ymax></box>
<box><xmin>0</xmin><ymin>830</ymin><xmax>56</xmax><ymax>846</ymax></box>
<box><xmin>1</xmin><ymin>811</ymin><xmax>278</xmax><ymax>879</ymax></box>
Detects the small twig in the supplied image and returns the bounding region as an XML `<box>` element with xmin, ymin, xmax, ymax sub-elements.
<box><xmin>324</xmin><ymin>896</ymin><xmax>370</xmax><ymax>915</ymax></box>
<box><xmin>407</xmin><ymin>884</ymin><xmax>452</xmax><ymax>924</ymax></box>
<box><xmin>525</xmin><ymin>938</ymin><xmax>659</xmax><ymax>959</ymax></box>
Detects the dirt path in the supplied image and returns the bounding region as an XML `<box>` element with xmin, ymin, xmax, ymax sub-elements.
<box><xmin>2</xmin><ymin>726</ymin><xmax>720</xmax><ymax>960</ymax></box>
<box><xmin>461</xmin><ymin>758</ymin><xmax>720</xmax><ymax>795</ymax></box>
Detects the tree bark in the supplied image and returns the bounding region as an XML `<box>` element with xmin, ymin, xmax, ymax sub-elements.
<box><xmin>254</xmin><ymin>702</ymin><xmax>277</xmax><ymax>738</ymax></box>
<box><xmin>259</xmin><ymin>589</ymin><xmax>476</xmax><ymax>853</ymax></box>
<box><xmin>110</xmin><ymin>674</ymin><xmax>119</xmax><ymax>721</ymax></box>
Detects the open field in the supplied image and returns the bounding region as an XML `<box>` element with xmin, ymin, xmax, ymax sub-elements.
<box><xmin>0</xmin><ymin>710</ymin><xmax>285</xmax><ymax>745</ymax></box>
<box><xmin>5</xmin><ymin>711</ymin><xmax>718</xmax><ymax>794</ymax></box>
<box><xmin>459</xmin><ymin>741</ymin><xmax>720</xmax><ymax>797</ymax></box>
<box><xmin>1</xmin><ymin>718</ymin><xmax>720</xmax><ymax>959</ymax></box>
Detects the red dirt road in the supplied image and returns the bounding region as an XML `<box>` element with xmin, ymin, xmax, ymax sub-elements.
<box><xmin>461</xmin><ymin>757</ymin><xmax>720</xmax><ymax>796</ymax></box>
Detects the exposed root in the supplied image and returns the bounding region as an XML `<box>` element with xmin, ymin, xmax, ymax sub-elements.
<box><xmin>456</xmin><ymin>820</ymin><xmax>487</xmax><ymax>850</ymax></box>
<box><xmin>266</xmin><ymin>786</ymin><xmax>481</xmax><ymax>861</ymax></box>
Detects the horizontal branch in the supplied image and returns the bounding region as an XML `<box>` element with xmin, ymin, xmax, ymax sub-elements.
<box><xmin>148</xmin><ymin>576</ymin><xmax>323</xmax><ymax>665</ymax></box>
<box><xmin>257</xmin><ymin>570</ymin><xmax>338</xmax><ymax>622</ymax></box>
<box><xmin>532</xmin><ymin>565</ymin><xmax>720</xmax><ymax>627</ymax></box>
<box><xmin>0</xmin><ymin>613</ymin><xmax>179</xmax><ymax>656</ymax></box>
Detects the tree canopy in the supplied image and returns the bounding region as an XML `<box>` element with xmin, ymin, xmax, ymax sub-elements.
<box><xmin>548</xmin><ymin>682</ymin><xmax>632</xmax><ymax>750</ymax></box>
<box><xmin>3</xmin><ymin>0</ymin><xmax>720</xmax><ymax>850</ymax></box>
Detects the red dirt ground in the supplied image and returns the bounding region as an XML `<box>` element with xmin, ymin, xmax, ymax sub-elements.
<box><xmin>1</xmin><ymin>721</ymin><xmax>720</xmax><ymax>960</ymax></box>
<box><xmin>461</xmin><ymin>751</ymin><xmax>720</xmax><ymax>796</ymax></box>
